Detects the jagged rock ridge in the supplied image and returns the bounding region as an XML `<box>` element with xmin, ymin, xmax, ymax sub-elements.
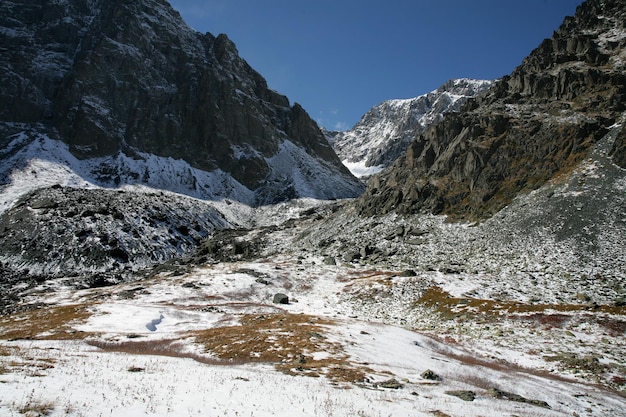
<box><xmin>356</xmin><ymin>0</ymin><xmax>626</xmax><ymax>220</ymax></box>
<box><xmin>327</xmin><ymin>79</ymin><xmax>493</xmax><ymax>177</ymax></box>
<box><xmin>0</xmin><ymin>0</ymin><xmax>363</xmax><ymax>206</ymax></box>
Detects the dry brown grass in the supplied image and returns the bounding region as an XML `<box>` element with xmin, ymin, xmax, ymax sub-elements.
<box><xmin>89</xmin><ymin>312</ymin><xmax>375</xmax><ymax>384</ymax></box>
<box><xmin>0</xmin><ymin>345</ymin><xmax>58</xmax><ymax>377</ymax></box>
<box><xmin>193</xmin><ymin>313</ymin><xmax>372</xmax><ymax>383</ymax></box>
<box><xmin>337</xmin><ymin>269</ymin><xmax>396</xmax><ymax>283</ymax></box>
<box><xmin>416</xmin><ymin>286</ymin><xmax>626</xmax><ymax>317</ymax></box>
<box><xmin>18</xmin><ymin>399</ymin><xmax>55</xmax><ymax>416</ymax></box>
<box><xmin>0</xmin><ymin>304</ymin><xmax>94</xmax><ymax>341</ymax></box>
<box><xmin>87</xmin><ymin>338</ymin><xmax>234</xmax><ymax>366</ymax></box>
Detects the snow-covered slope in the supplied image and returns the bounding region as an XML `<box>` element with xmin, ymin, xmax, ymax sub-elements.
<box><xmin>0</xmin><ymin>127</ymin><xmax>253</xmax><ymax>213</ymax></box>
<box><xmin>1</xmin><ymin>252</ymin><xmax>624</xmax><ymax>417</ymax></box>
<box><xmin>328</xmin><ymin>79</ymin><xmax>493</xmax><ymax>177</ymax></box>
<box><xmin>0</xmin><ymin>127</ymin><xmax>360</xmax><ymax>214</ymax></box>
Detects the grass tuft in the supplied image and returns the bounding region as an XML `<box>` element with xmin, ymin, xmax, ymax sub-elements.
<box><xmin>416</xmin><ymin>286</ymin><xmax>626</xmax><ymax>317</ymax></box>
<box><xmin>17</xmin><ymin>398</ymin><xmax>55</xmax><ymax>416</ymax></box>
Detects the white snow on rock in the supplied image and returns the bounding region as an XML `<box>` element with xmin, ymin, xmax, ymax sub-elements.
<box><xmin>329</xmin><ymin>79</ymin><xmax>493</xmax><ymax>177</ymax></box>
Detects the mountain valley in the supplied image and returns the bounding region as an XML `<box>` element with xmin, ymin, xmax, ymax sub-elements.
<box><xmin>0</xmin><ymin>0</ymin><xmax>625</xmax><ymax>416</ymax></box>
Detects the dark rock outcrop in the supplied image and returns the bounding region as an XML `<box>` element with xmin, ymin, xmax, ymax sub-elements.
<box><xmin>0</xmin><ymin>0</ymin><xmax>362</xmax><ymax>204</ymax></box>
<box><xmin>610</xmin><ymin>125</ymin><xmax>626</xmax><ymax>168</ymax></box>
<box><xmin>356</xmin><ymin>0</ymin><xmax>626</xmax><ymax>220</ymax></box>
<box><xmin>0</xmin><ymin>185</ymin><xmax>231</xmax><ymax>276</ymax></box>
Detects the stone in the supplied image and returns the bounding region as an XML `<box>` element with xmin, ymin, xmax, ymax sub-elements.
<box><xmin>445</xmin><ymin>390</ymin><xmax>476</xmax><ymax>401</ymax></box>
<box><xmin>487</xmin><ymin>387</ymin><xmax>551</xmax><ymax>409</ymax></box>
<box><xmin>420</xmin><ymin>369</ymin><xmax>441</xmax><ymax>381</ymax></box>
<box><xmin>376</xmin><ymin>378</ymin><xmax>403</xmax><ymax>389</ymax></box>
<box><xmin>354</xmin><ymin>0</ymin><xmax>626</xmax><ymax>221</ymax></box>
<box><xmin>273</xmin><ymin>293</ymin><xmax>289</xmax><ymax>304</ymax></box>
<box><xmin>0</xmin><ymin>0</ymin><xmax>363</xmax><ymax>206</ymax></box>
<box><xmin>323</xmin><ymin>256</ymin><xmax>337</xmax><ymax>266</ymax></box>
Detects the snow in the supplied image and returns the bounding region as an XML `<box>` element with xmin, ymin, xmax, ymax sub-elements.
<box><xmin>0</xmin><ymin>120</ymin><xmax>625</xmax><ymax>416</ymax></box>
<box><xmin>341</xmin><ymin>159</ymin><xmax>384</xmax><ymax>178</ymax></box>
<box><xmin>1</xmin><ymin>255</ymin><xmax>624</xmax><ymax>416</ymax></box>
<box><xmin>0</xmin><ymin>131</ymin><xmax>256</xmax><ymax>214</ymax></box>
<box><xmin>262</xmin><ymin>139</ymin><xmax>364</xmax><ymax>201</ymax></box>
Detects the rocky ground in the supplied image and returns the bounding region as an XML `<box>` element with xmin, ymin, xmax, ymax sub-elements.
<box><xmin>1</xmin><ymin>225</ymin><xmax>625</xmax><ymax>416</ymax></box>
<box><xmin>1</xmin><ymin>115</ymin><xmax>625</xmax><ymax>415</ymax></box>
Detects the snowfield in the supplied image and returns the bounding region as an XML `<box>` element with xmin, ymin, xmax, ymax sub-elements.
<box><xmin>1</xmin><ymin>256</ymin><xmax>624</xmax><ymax>417</ymax></box>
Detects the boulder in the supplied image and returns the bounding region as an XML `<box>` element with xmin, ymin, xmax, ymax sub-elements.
<box><xmin>445</xmin><ymin>390</ymin><xmax>476</xmax><ymax>401</ymax></box>
<box><xmin>420</xmin><ymin>369</ymin><xmax>441</xmax><ymax>381</ymax></box>
<box><xmin>273</xmin><ymin>293</ymin><xmax>289</xmax><ymax>304</ymax></box>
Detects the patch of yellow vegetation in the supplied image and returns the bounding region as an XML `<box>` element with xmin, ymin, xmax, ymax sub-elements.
<box><xmin>193</xmin><ymin>313</ymin><xmax>372</xmax><ymax>384</ymax></box>
<box><xmin>0</xmin><ymin>304</ymin><xmax>94</xmax><ymax>341</ymax></box>
<box><xmin>416</xmin><ymin>286</ymin><xmax>626</xmax><ymax>317</ymax></box>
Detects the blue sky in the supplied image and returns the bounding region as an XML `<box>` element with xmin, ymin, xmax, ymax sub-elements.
<box><xmin>168</xmin><ymin>0</ymin><xmax>583</xmax><ymax>131</ymax></box>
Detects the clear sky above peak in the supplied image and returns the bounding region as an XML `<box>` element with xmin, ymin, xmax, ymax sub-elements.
<box><xmin>168</xmin><ymin>0</ymin><xmax>584</xmax><ymax>131</ymax></box>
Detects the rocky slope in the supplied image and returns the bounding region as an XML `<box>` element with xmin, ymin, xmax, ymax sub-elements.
<box><xmin>0</xmin><ymin>0</ymin><xmax>364</xmax><ymax>282</ymax></box>
<box><xmin>328</xmin><ymin>79</ymin><xmax>492</xmax><ymax>177</ymax></box>
<box><xmin>356</xmin><ymin>0</ymin><xmax>626</xmax><ymax>220</ymax></box>
<box><xmin>0</xmin><ymin>0</ymin><xmax>363</xmax><ymax>206</ymax></box>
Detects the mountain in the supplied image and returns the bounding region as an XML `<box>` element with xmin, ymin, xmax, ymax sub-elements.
<box><xmin>356</xmin><ymin>0</ymin><xmax>626</xmax><ymax>220</ymax></box>
<box><xmin>1</xmin><ymin>1</ymin><xmax>625</xmax><ymax>411</ymax></box>
<box><xmin>328</xmin><ymin>79</ymin><xmax>493</xmax><ymax>177</ymax></box>
<box><xmin>0</xmin><ymin>0</ymin><xmax>363</xmax><ymax>207</ymax></box>
<box><xmin>0</xmin><ymin>0</ymin><xmax>363</xmax><ymax>279</ymax></box>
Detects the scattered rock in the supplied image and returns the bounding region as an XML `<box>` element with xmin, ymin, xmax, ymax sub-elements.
<box><xmin>445</xmin><ymin>390</ymin><xmax>476</xmax><ymax>401</ymax></box>
<box><xmin>487</xmin><ymin>387</ymin><xmax>550</xmax><ymax>409</ymax></box>
<box><xmin>273</xmin><ymin>293</ymin><xmax>289</xmax><ymax>304</ymax></box>
<box><xmin>323</xmin><ymin>256</ymin><xmax>337</xmax><ymax>266</ymax></box>
<box><xmin>420</xmin><ymin>369</ymin><xmax>441</xmax><ymax>381</ymax></box>
<box><xmin>376</xmin><ymin>378</ymin><xmax>403</xmax><ymax>389</ymax></box>
<box><xmin>360</xmin><ymin>245</ymin><xmax>374</xmax><ymax>258</ymax></box>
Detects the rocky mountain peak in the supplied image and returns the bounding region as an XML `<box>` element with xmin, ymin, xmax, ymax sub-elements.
<box><xmin>356</xmin><ymin>0</ymin><xmax>626</xmax><ymax>220</ymax></box>
<box><xmin>328</xmin><ymin>79</ymin><xmax>493</xmax><ymax>177</ymax></box>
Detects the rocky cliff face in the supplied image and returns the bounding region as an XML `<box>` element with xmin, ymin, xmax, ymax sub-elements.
<box><xmin>0</xmin><ymin>0</ymin><xmax>363</xmax><ymax>205</ymax></box>
<box><xmin>328</xmin><ymin>79</ymin><xmax>492</xmax><ymax>177</ymax></box>
<box><xmin>0</xmin><ymin>0</ymin><xmax>363</xmax><ymax>281</ymax></box>
<box><xmin>356</xmin><ymin>0</ymin><xmax>626</xmax><ymax>220</ymax></box>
